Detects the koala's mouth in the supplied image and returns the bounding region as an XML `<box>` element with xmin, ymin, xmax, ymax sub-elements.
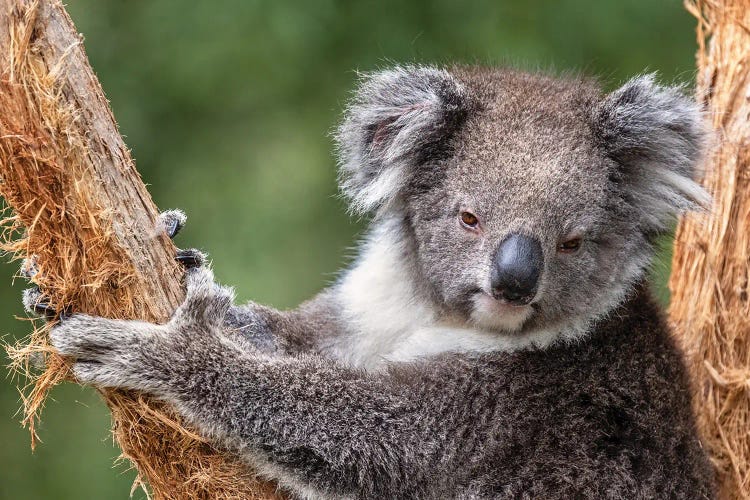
<box><xmin>468</xmin><ymin>291</ymin><xmax>535</xmax><ymax>333</ymax></box>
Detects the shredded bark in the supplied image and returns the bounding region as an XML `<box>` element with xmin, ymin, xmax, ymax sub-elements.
<box><xmin>0</xmin><ymin>1</ymin><xmax>283</xmax><ymax>498</ymax></box>
<box><xmin>671</xmin><ymin>1</ymin><xmax>750</xmax><ymax>498</ymax></box>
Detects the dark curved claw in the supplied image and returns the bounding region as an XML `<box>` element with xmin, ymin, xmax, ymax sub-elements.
<box><xmin>176</xmin><ymin>248</ymin><xmax>206</xmax><ymax>269</ymax></box>
<box><xmin>22</xmin><ymin>287</ymin><xmax>64</xmax><ymax>321</ymax></box>
<box><xmin>166</xmin><ymin>219</ymin><xmax>181</xmax><ymax>239</ymax></box>
<box><xmin>33</xmin><ymin>302</ymin><xmax>58</xmax><ymax>321</ymax></box>
<box><xmin>160</xmin><ymin>209</ymin><xmax>187</xmax><ymax>239</ymax></box>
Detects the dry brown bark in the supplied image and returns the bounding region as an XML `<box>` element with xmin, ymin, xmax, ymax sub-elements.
<box><xmin>0</xmin><ymin>0</ymin><xmax>281</xmax><ymax>497</ymax></box>
<box><xmin>671</xmin><ymin>1</ymin><xmax>750</xmax><ymax>498</ymax></box>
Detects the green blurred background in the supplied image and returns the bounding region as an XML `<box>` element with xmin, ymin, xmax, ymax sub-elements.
<box><xmin>0</xmin><ymin>1</ymin><xmax>696</xmax><ymax>498</ymax></box>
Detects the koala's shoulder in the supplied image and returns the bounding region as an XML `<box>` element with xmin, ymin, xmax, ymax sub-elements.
<box><xmin>545</xmin><ymin>285</ymin><xmax>693</xmax><ymax>408</ymax></box>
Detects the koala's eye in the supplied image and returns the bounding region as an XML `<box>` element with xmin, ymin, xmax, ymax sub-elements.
<box><xmin>460</xmin><ymin>211</ymin><xmax>479</xmax><ymax>229</ymax></box>
<box><xmin>557</xmin><ymin>237</ymin><xmax>582</xmax><ymax>254</ymax></box>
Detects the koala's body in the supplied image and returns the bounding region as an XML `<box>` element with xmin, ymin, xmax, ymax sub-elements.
<box><xmin>43</xmin><ymin>66</ymin><xmax>715</xmax><ymax>498</ymax></box>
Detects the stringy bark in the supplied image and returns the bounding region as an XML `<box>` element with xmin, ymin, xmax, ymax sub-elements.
<box><xmin>0</xmin><ymin>1</ymin><xmax>282</xmax><ymax>497</ymax></box>
<box><xmin>671</xmin><ymin>1</ymin><xmax>750</xmax><ymax>498</ymax></box>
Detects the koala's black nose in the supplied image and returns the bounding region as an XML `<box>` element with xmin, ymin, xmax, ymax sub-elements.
<box><xmin>490</xmin><ymin>234</ymin><xmax>543</xmax><ymax>305</ymax></box>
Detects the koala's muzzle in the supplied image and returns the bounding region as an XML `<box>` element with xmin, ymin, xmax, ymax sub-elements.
<box><xmin>490</xmin><ymin>234</ymin><xmax>543</xmax><ymax>305</ymax></box>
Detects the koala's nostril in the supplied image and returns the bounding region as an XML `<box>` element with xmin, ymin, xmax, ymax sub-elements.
<box><xmin>495</xmin><ymin>287</ymin><xmax>528</xmax><ymax>304</ymax></box>
<box><xmin>490</xmin><ymin>233</ymin><xmax>543</xmax><ymax>305</ymax></box>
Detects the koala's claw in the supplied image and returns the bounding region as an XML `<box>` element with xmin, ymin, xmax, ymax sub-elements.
<box><xmin>20</xmin><ymin>258</ymin><xmax>71</xmax><ymax>321</ymax></box>
<box><xmin>176</xmin><ymin>248</ymin><xmax>206</xmax><ymax>269</ymax></box>
<box><xmin>160</xmin><ymin>209</ymin><xmax>187</xmax><ymax>239</ymax></box>
<box><xmin>22</xmin><ymin>287</ymin><xmax>58</xmax><ymax>321</ymax></box>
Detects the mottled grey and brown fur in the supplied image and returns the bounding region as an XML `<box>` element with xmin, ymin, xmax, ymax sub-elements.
<box><xmin>37</xmin><ymin>66</ymin><xmax>715</xmax><ymax>499</ymax></box>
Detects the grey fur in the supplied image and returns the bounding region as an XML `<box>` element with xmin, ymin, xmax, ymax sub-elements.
<box><xmin>336</xmin><ymin>66</ymin><xmax>471</xmax><ymax>214</ymax></box>
<box><xmin>21</xmin><ymin>286</ymin><xmax>43</xmax><ymax>315</ymax></box>
<box><xmin>595</xmin><ymin>74</ymin><xmax>710</xmax><ymax>232</ymax></box>
<box><xmin>44</xmin><ymin>66</ymin><xmax>714</xmax><ymax>499</ymax></box>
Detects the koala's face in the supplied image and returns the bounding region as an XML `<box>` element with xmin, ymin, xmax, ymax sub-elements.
<box><xmin>408</xmin><ymin>83</ymin><xmax>632</xmax><ymax>334</ymax></box>
<box><xmin>337</xmin><ymin>66</ymin><xmax>707</xmax><ymax>335</ymax></box>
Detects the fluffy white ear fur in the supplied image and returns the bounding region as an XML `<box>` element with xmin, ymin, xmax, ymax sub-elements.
<box><xmin>335</xmin><ymin>66</ymin><xmax>469</xmax><ymax>214</ymax></box>
<box><xmin>597</xmin><ymin>74</ymin><xmax>711</xmax><ymax>232</ymax></box>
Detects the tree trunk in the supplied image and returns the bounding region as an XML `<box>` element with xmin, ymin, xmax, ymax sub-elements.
<box><xmin>0</xmin><ymin>0</ymin><xmax>281</xmax><ymax>498</ymax></box>
<box><xmin>671</xmin><ymin>1</ymin><xmax>750</xmax><ymax>498</ymax></box>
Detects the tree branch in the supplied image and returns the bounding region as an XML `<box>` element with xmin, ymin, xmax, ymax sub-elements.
<box><xmin>671</xmin><ymin>1</ymin><xmax>750</xmax><ymax>498</ymax></box>
<box><xmin>0</xmin><ymin>0</ymin><xmax>281</xmax><ymax>497</ymax></box>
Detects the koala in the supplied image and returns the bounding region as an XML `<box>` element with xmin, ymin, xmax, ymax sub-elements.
<box><xmin>25</xmin><ymin>66</ymin><xmax>715</xmax><ymax>499</ymax></box>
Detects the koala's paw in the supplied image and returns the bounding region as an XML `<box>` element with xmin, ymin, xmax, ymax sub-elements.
<box><xmin>160</xmin><ymin>209</ymin><xmax>187</xmax><ymax>239</ymax></box>
<box><xmin>20</xmin><ymin>258</ymin><xmax>70</xmax><ymax>322</ymax></box>
<box><xmin>50</xmin><ymin>314</ymin><xmax>167</xmax><ymax>391</ymax></box>
<box><xmin>171</xmin><ymin>266</ymin><xmax>234</xmax><ymax>327</ymax></box>
<box><xmin>176</xmin><ymin>248</ymin><xmax>207</xmax><ymax>269</ymax></box>
<box><xmin>22</xmin><ymin>287</ymin><xmax>55</xmax><ymax>320</ymax></box>
<box><xmin>159</xmin><ymin>209</ymin><xmax>208</xmax><ymax>270</ymax></box>
<box><xmin>49</xmin><ymin>268</ymin><xmax>234</xmax><ymax>393</ymax></box>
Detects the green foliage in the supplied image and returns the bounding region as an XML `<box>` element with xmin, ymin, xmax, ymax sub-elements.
<box><xmin>0</xmin><ymin>1</ymin><xmax>693</xmax><ymax>497</ymax></box>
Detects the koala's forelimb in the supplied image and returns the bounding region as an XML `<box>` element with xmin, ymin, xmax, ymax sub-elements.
<box><xmin>49</xmin><ymin>266</ymin><xmax>449</xmax><ymax>498</ymax></box>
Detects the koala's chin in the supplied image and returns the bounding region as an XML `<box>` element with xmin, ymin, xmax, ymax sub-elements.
<box><xmin>469</xmin><ymin>293</ymin><xmax>533</xmax><ymax>333</ymax></box>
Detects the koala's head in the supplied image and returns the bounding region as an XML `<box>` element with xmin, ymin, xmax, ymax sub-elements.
<box><xmin>336</xmin><ymin>66</ymin><xmax>708</xmax><ymax>338</ymax></box>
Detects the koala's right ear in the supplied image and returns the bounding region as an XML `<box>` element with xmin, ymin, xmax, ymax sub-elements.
<box><xmin>335</xmin><ymin>66</ymin><xmax>471</xmax><ymax>214</ymax></box>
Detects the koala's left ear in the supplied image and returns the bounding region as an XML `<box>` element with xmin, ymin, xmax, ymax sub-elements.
<box><xmin>596</xmin><ymin>74</ymin><xmax>711</xmax><ymax>233</ymax></box>
<box><xmin>335</xmin><ymin>66</ymin><xmax>471</xmax><ymax>214</ymax></box>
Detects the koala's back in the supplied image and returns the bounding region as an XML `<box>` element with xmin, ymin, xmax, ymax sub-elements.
<box><xmin>456</xmin><ymin>286</ymin><xmax>714</xmax><ymax>498</ymax></box>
